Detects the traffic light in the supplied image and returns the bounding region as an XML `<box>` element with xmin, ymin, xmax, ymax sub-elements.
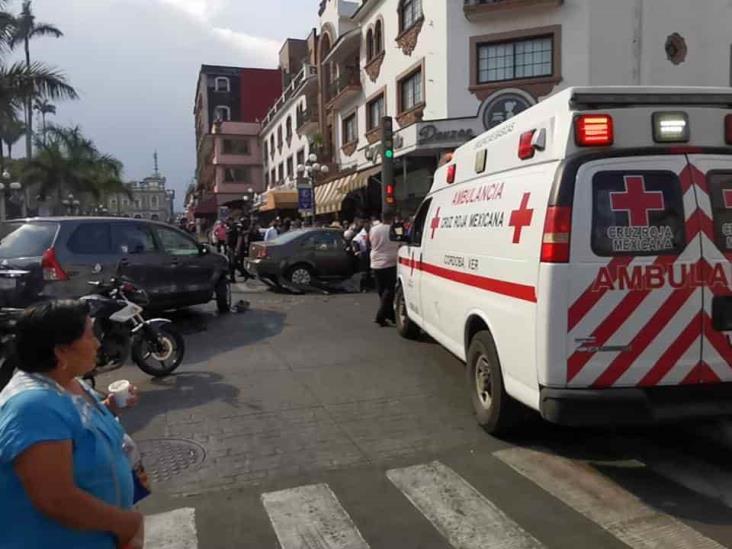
<box><xmin>381</xmin><ymin>116</ymin><xmax>395</xmax><ymax>213</ymax></box>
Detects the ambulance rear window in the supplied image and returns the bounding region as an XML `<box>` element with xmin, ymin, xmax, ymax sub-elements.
<box><xmin>707</xmin><ymin>171</ymin><xmax>732</xmax><ymax>252</ymax></box>
<box><xmin>591</xmin><ymin>171</ymin><xmax>685</xmax><ymax>257</ymax></box>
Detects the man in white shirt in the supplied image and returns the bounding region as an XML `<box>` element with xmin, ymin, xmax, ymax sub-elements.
<box><xmin>263</xmin><ymin>219</ymin><xmax>280</xmax><ymax>241</ymax></box>
<box><xmin>369</xmin><ymin>211</ymin><xmax>400</xmax><ymax>326</ymax></box>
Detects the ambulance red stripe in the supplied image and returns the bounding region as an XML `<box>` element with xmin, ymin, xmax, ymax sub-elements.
<box><xmin>398</xmin><ymin>257</ymin><xmax>537</xmax><ymax>303</ymax></box>
<box><xmin>567</xmin><ymin>255</ymin><xmax>676</xmax><ymax>382</ymax></box>
<box><xmin>591</xmin><ymin>286</ymin><xmax>697</xmax><ymax>388</ymax></box>
<box><xmin>567</xmin><ymin>256</ymin><xmax>633</xmax><ymax>332</ymax></box>
<box><xmin>637</xmin><ymin>312</ymin><xmax>702</xmax><ymax>387</ymax></box>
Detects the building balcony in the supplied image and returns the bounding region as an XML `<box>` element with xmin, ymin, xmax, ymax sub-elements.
<box><xmin>463</xmin><ymin>0</ymin><xmax>562</xmax><ymax>21</ymax></box>
<box><xmin>325</xmin><ymin>68</ymin><xmax>361</xmax><ymax>110</ymax></box>
<box><xmin>296</xmin><ymin>107</ymin><xmax>319</xmax><ymax>136</ymax></box>
<box><xmin>261</xmin><ymin>64</ymin><xmax>318</xmax><ymax>129</ymax></box>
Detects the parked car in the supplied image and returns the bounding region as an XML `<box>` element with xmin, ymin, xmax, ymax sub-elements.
<box><xmin>247</xmin><ymin>228</ymin><xmax>356</xmax><ymax>287</ymax></box>
<box><xmin>0</xmin><ymin>217</ymin><xmax>231</xmax><ymax>312</ymax></box>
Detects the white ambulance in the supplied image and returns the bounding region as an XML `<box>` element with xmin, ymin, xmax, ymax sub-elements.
<box><xmin>394</xmin><ymin>86</ymin><xmax>732</xmax><ymax>434</ymax></box>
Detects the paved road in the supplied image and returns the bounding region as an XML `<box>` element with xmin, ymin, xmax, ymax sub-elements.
<box><xmin>99</xmin><ymin>284</ymin><xmax>732</xmax><ymax>548</ymax></box>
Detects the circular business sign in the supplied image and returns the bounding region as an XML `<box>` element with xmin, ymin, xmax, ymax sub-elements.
<box><xmin>481</xmin><ymin>91</ymin><xmax>535</xmax><ymax>130</ymax></box>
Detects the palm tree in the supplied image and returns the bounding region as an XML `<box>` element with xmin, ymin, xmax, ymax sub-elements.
<box><xmin>9</xmin><ymin>0</ymin><xmax>63</xmax><ymax>160</ymax></box>
<box><xmin>0</xmin><ymin>113</ymin><xmax>24</xmax><ymax>165</ymax></box>
<box><xmin>23</xmin><ymin>125</ymin><xmax>128</xmax><ymax>213</ymax></box>
<box><xmin>33</xmin><ymin>96</ymin><xmax>54</xmax><ymax>143</ymax></box>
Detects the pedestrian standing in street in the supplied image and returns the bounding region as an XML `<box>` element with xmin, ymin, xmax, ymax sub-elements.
<box><xmin>292</xmin><ymin>219</ymin><xmax>303</xmax><ymax>230</ymax></box>
<box><xmin>0</xmin><ymin>300</ymin><xmax>145</xmax><ymax>548</ymax></box>
<box><xmin>213</xmin><ymin>220</ymin><xmax>228</xmax><ymax>254</ymax></box>
<box><xmin>263</xmin><ymin>219</ymin><xmax>280</xmax><ymax>241</ymax></box>
<box><xmin>353</xmin><ymin>219</ymin><xmax>374</xmax><ymax>292</ymax></box>
<box><xmin>227</xmin><ymin>218</ymin><xmax>242</xmax><ymax>282</ymax></box>
<box><xmin>369</xmin><ymin>212</ymin><xmax>400</xmax><ymax>326</ymax></box>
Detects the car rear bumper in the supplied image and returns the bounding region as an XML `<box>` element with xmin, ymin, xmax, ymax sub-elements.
<box><xmin>540</xmin><ymin>383</ymin><xmax>732</xmax><ymax>426</ymax></box>
<box><xmin>245</xmin><ymin>259</ymin><xmax>280</xmax><ymax>280</ymax></box>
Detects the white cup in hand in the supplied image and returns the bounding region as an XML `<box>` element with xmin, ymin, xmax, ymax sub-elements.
<box><xmin>108</xmin><ymin>380</ymin><xmax>131</xmax><ymax>408</ymax></box>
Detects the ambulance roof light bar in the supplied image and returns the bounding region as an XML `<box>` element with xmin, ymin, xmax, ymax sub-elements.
<box><xmin>570</xmin><ymin>92</ymin><xmax>732</xmax><ymax>109</ymax></box>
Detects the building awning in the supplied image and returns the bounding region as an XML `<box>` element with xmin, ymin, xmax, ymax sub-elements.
<box><xmin>193</xmin><ymin>196</ymin><xmax>218</xmax><ymax>217</ymax></box>
<box><xmin>258</xmin><ymin>189</ymin><xmax>298</xmax><ymax>212</ymax></box>
<box><xmin>315</xmin><ymin>172</ymin><xmax>356</xmax><ymax>215</ymax></box>
<box><xmin>341</xmin><ymin>165</ymin><xmax>381</xmax><ymax>195</ymax></box>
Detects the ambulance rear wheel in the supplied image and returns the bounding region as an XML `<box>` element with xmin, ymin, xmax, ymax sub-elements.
<box><xmin>395</xmin><ymin>284</ymin><xmax>419</xmax><ymax>340</ymax></box>
<box><xmin>467</xmin><ymin>331</ymin><xmax>521</xmax><ymax>436</ymax></box>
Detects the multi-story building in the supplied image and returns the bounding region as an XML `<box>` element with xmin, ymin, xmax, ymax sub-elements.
<box><xmin>263</xmin><ymin>0</ymin><xmax>732</xmax><ymax>222</ymax></box>
<box><xmin>191</xmin><ymin>65</ymin><xmax>281</xmax><ymax>220</ymax></box>
<box><xmin>107</xmin><ymin>158</ymin><xmax>175</xmax><ymax>221</ymax></box>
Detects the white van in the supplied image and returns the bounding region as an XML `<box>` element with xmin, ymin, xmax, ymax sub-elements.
<box><xmin>394</xmin><ymin>86</ymin><xmax>732</xmax><ymax>434</ymax></box>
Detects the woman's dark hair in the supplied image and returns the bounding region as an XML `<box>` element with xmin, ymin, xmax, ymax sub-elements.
<box><xmin>14</xmin><ymin>299</ymin><xmax>90</xmax><ymax>373</ymax></box>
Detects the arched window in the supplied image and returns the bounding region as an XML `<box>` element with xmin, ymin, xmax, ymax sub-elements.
<box><xmin>214</xmin><ymin>105</ymin><xmax>230</xmax><ymax>121</ymax></box>
<box><xmin>270</xmin><ymin>135</ymin><xmax>275</xmax><ymax>157</ymax></box>
<box><xmin>214</xmin><ymin>77</ymin><xmax>230</xmax><ymax>92</ymax></box>
<box><xmin>374</xmin><ymin>20</ymin><xmax>383</xmax><ymax>54</ymax></box>
<box><xmin>286</xmin><ymin>116</ymin><xmax>293</xmax><ymax>140</ymax></box>
<box><xmin>277</xmin><ymin>125</ymin><xmax>283</xmax><ymax>149</ymax></box>
<box><xmin>366</xmin><ymin>29</ymin><xmax>374</xmax><ymax>61</ymax></box>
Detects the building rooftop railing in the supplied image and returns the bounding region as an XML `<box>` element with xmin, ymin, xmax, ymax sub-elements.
<box><xmin>261</xmin><ymin>64</ymin><xmax>318</xmax><ymax>130</ymax></box>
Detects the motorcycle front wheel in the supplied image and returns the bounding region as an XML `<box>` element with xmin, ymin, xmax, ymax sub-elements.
<box><xmin>131</xmin><ymin>321</ymin><xmax>185</xmax><ymax>377</ymax></box>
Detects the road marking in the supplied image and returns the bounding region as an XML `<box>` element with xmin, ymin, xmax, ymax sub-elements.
<box><xmin>261</xmin><ymin>483</ymin><xmax>370</xmax><ymax>549</ymax></box>
<box><xmin>386</xmin><ymin>461</ymin><xmax>543</xmax><ymax>549</ymax></box>
<box><xmin>145</xmin><ymin>507</ymin><xmax>198</xmax><ymax>549</ymax></box>
<box><xmin>495</xmin><ymin>447</ymin><xmax>724</xmax><ymax>549</ymax></box>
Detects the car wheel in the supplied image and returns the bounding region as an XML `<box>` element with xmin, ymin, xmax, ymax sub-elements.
<box><xmin>466</xmin><ymin>330</ymin><xmax>522</xmax><ymax>436</ymax></box>
<box><xmin>287</xmin><ymin>264</ymin><xmax>314</xmax><ymax>286</ymax></box>
<box><xmin>215</xmin><ymin>277</ymin><xmax>231</xmax><ymax>313</ymax></box>
<box><xmin>395</xmin><ymin>284</ymin><xmax>419</xmax><ymax>339</ymax></box>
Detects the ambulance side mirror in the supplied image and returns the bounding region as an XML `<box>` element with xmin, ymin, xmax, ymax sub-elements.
<box><xmin>390</xmin><ymin>222</ymin><xmax>410</xmax><ymax>243</ymax></box>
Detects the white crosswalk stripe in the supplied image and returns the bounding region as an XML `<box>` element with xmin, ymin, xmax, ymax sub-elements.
<box><xmin>495</xmin><ymin>447</ymin><xmax>725</xmax><ymax>549</ymax></box>
<box><xmin>261</xmin><ymin>483</ymin><xmax>370</xmax><ymax>549</ymax></box>
<box><xmin>386</xmin><ymin>461</ymin><xmax>544</xmax><ymax>549</ymax></box>
<box><xmin>140</xmin><ymin>449</ymin><xmax>732</xmax><ymax>548</ymax></box>
<box><xmin>144</xmin><ymin>507</ymin><xmax>198</xmax><ymax>549</ymax></box>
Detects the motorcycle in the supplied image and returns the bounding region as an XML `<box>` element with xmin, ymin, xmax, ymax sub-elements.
<box><xmin>80</xmin><ymin>277</ymin><xmax>185</xmax><ymax>382</ymax></box>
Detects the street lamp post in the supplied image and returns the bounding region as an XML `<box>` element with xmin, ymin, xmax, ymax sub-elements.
<box><xmin>296</xmin><ymin>153</ymin><xmax>329</xmax><ymax>223</ymax></box>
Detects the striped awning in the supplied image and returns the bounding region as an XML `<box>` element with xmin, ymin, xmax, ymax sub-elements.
<box><xmin>315</xmin><ymin>172</ymin><xmax>356</xmax><ymax>215</ymax></box>
<box><xmin>341</xmin><ymin>165</ymin><xmax>381</xmax><ymax>195</ymax></box>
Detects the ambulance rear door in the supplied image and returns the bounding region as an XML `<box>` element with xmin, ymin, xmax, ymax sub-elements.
<box><xmin>687</xmin><ymin>154</ymin><xmax>732</xmax><ymax>383</ymax></box>
<box><xmin>566</xmin><ymin>155</ymin><xmax>703</xmax><ymax>389</ymax></box>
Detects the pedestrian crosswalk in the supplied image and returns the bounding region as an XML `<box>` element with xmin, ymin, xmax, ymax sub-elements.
<box><xmin>143</xmin><ymin>446</ymin><xmax>732</xmax><ymax>548</ymax></box>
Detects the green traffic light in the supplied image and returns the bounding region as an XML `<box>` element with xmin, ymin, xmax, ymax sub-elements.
<box><xmin>384</xmin><ymin>149</ymin><xmax>394</xmax><ymax>159</ymax></box>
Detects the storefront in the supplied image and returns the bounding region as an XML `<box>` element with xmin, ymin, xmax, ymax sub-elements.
<box><xmin>255</xmin><ymin>189</ymin><xmax>299</xmax><ymax>223</ymax></box>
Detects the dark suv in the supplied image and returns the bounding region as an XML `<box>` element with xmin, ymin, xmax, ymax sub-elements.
<box><xmin>0</xmin><ymin>217</ymin><xmax>231</xmax><ymax>311</ymax></box>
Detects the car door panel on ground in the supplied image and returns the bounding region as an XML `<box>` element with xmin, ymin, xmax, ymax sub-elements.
<box><xmin>110</xmin><ymin>222</ymin><xmax>169</xmax><ymax>306</ymax></box>
<box><xmin>153</xmin><ymin>224</ymin><xmax>214</xmax><ymax>305</ymax></box>
<box><xmin>567</xmin><ymin>155</ymin><xmax>704</xmax><ymax>389</ymax></box>
<box><xmin>687</xmin><ymin>154</ymin><xmax>732</xmax><ymax>383</ymax></box>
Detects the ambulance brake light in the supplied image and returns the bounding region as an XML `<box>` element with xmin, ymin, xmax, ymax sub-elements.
<box><xmin>446</xmin><ymin>164</ymin><xmax>456</xmax><ymax>184</ymax></box>
<box><xmin>725</xmin><ymin>114</ymin><xmax>732</xmax><ymax>145</ymax></box>
<box><xmin>518</xmin><ymin>130</ymin><xmax>536</xmax><ymax>159</ymax></box>
<box><xmin>540</xmin><ymin>206</ymin><xmax>571</xmax><ymax>263</ymax></box>
<box><xmin>652</xmin><ymin>112</ymin><xmax>689</xmax><ymax>143</ymax></box>
<box><xmin>574</xmin><ymin>114</ymin><xmax>614</xmax><ymax>147</ymax></box>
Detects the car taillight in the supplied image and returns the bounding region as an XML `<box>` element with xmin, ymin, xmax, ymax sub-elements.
<box><xmin>446</xmin><ymin>164</ymin><xmax>457</xmax><ymax>183</ymax></box>
<box><xmin>256</xmin><ymin>246</ymin><xmax>268</xmax><ymax>259</ymax></box>
<box><xmin>574</xmin><ymin>114</ymin><xmax>614</xmax><ymax>147</ymax></box>
<box><xmin>41</xmin><ymin>247</ymin><xmax>69</xmax><ymax>281</ymax></box>
<box><xmin>725</xmin><ymin>114</ymin><xmax>732</xmax><ymax>145</ymax></box>
<box><xmin>540</xmin><ymin>206</ymin><xmax>571</xmax><ymax>263</ymax></box>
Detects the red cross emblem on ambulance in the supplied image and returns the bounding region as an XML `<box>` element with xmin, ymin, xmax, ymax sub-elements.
<box><xmin>609</xmin><ymin>175</ymin><xmax>665</xmax><ymax>227</ymax></box>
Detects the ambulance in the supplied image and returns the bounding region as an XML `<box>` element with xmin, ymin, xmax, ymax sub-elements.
<box><xmin>393</xmin><ymin>86</ymin><xmax>732</xmax><ymax>434</ymax></box>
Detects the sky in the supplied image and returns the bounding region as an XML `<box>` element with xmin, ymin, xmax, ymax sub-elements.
<box><xmin>18</xmin><ymin>0</ymin><xmax>319</xmax><ymax>210</ymax></box>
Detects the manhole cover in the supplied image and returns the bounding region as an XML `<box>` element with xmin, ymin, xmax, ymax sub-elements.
<box><xmin>137</xmin><ymin>438</ymin><xmax>206</xmax><ymax>482</ymax></box>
